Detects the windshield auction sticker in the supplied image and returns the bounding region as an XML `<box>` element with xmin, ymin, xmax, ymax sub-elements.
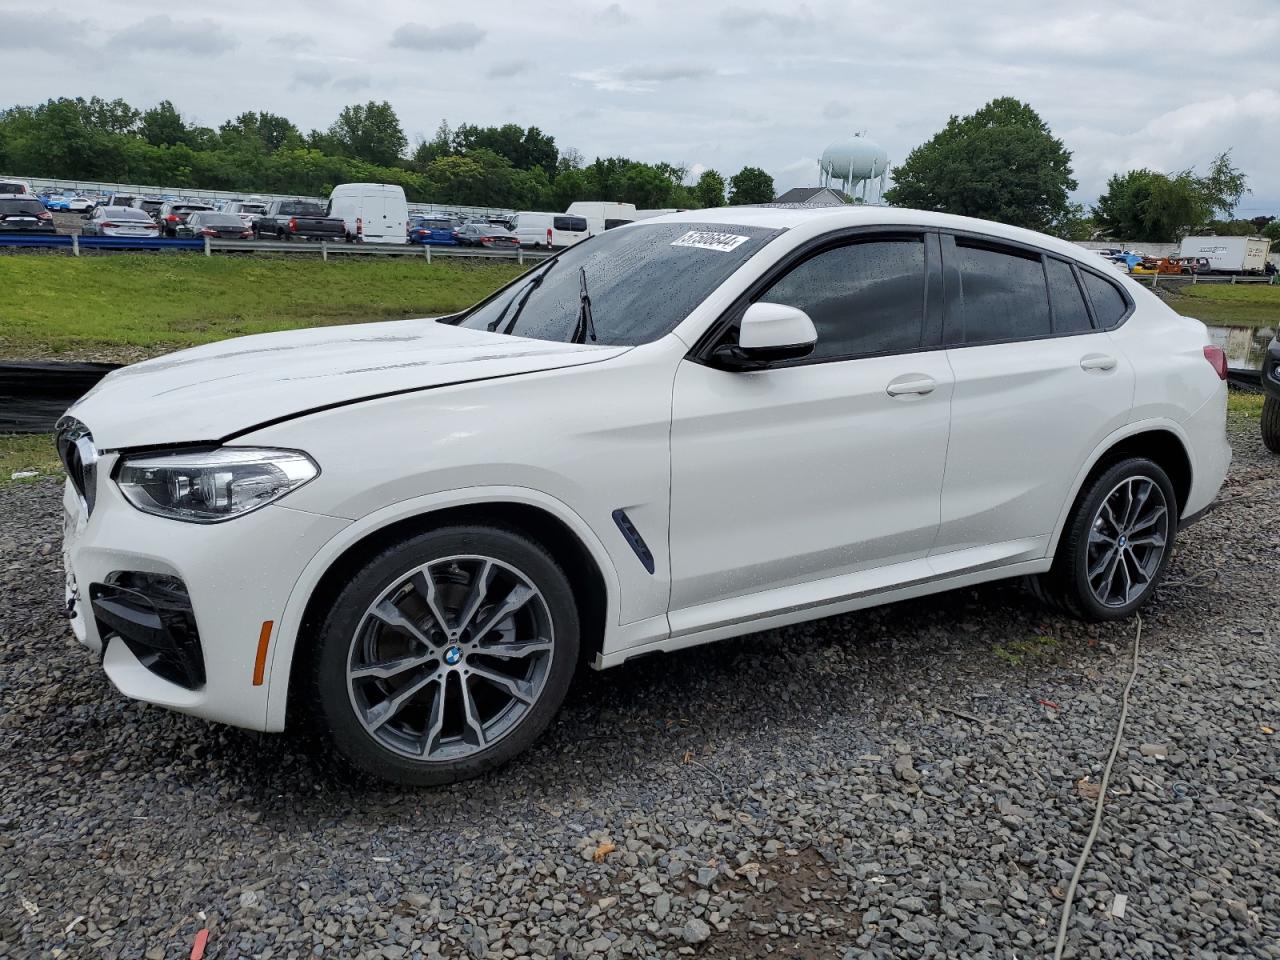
<box><xmin>670</xmin><ymin>230</ymin><xmax>750</xmax><ymax>252</ymax></box>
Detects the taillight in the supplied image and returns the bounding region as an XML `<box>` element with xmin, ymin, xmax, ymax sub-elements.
<box><xmin>166</xmin><ymin>214</ymin><xmax>179</xmax><ymax>221</ymax></box>
<box><xmin>199</xmin><ymin>227</ymin><xmax>217</xmax><ymax>237</ymax></box>
<box><xmin>38</xmin><ymin>211</ymin><xmax>52</xmax><ymax>220</ymax></box>
<box><xmin>1203</xmin><ymin>345</ymin><xmax>1228</xmax><ymax>380</ymax></box>
<box><xmin>240</xmin><ymin>230</ymin><xmax>253</xmax><ymax>239</ymax></box>
<box><xmin>288</xmin><ymin>217</ymin><xmax>298</xmax><ymax>232</ymax></box>
<box><xmin>100</xmin><ymin>221</ymin><xmax>116</xmax><ymax>228</ymax></box>
<box><xmin>356</xmin><ymin>217</ymin><xmax>363</xmax><ymax>236</ymax></box>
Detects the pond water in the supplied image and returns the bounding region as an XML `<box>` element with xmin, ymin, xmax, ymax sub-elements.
<box><xmin>1205</xmin><ymin>324</ymin><xmax>1274</xmax><ymax>372</ymax></box>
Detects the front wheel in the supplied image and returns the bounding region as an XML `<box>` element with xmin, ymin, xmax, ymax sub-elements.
<box><xmin>311</xmin><ymin>525</ymin><xmax>580</xmax><ymax>786</ymax></box>
<box><xmin>1028</xmin><ymin>457</ymin><xmax>1177</xmax><ymax>620</ymax></box>
<box><xmin>1262</xmin><ymin>395</ymin><xmax>1280</xmax><ymax>454</ymax></box>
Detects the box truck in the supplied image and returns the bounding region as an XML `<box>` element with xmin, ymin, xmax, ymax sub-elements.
<box><xmin>1178</xmin><ymin>235</ymin><xmax>1270</xmax><ymax>274</ymax></box>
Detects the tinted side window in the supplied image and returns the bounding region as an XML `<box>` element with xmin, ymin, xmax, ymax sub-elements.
<box><xmin>554</xmin><ymin>216</ymin><xmax>588</xmax><ymax>232</ymax></box>
<box><xmin>955</xmin><ymin>242</ymin><xmax>1050</xmax><ymax>343</ymax></box>
<box><xmin>604</xmin><ymin>218</ymin><xmax>633</xmax><ymax>230</ymax></box>
<box><xmin>1045</xmin><ymin>258</ymin><xmax>1093</xmax><ymax>334</ymax></box>
<box><xmin>1081</xmin><ymin>271</ymin><xmax>1129</xmax><ymax>328</ymax></box>
<box><xmin>758</xmin><ymin>238</ymin><xmax>926</xmax><ymax>361</ymax></box>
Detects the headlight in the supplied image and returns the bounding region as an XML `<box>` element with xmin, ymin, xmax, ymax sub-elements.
<box><xmin>115</xmin><ymin>448</ymin><xmax>318</xmax><ymax>523</ymax></box>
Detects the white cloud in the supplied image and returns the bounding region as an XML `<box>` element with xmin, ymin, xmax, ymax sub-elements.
<box><xmin>390</xmin><ymin>22</ymin><xmax>485</xmax><ymax>52</ymax></box>
<box><xmin>0</xmin><ymin>0</ymin><xmax>1275</xmax><ymax>212</ymax></box>
<box><xmin>108</xmin><ymin>15</ymin><xmax>237</xmax><ymax>55</ymax></box>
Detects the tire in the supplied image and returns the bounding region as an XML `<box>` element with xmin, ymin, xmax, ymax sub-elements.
<box><xmin>1028</xmin><ymin>457</ymin><xmax>1177</xmax><ymax>621</ymax></box>
<box><xmin>1262</xmin><ymin>395</ymin><xmax>1280</xmax><ymax>455</ymax></box>
<box><xmin>311</xmin><ymin>525</ymin><xmax>580</xmax><ymax>786</ymax></box>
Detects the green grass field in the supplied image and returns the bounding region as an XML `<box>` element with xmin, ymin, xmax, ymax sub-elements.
<box><xmin>1163</xmin><ymin>282</ymin><xmax>1280</xmax><ymax>328</ymax></box>
<box><xmin>0</xmin><ymin>254</ymin><xmax>526</xmax><ymax>360</ymax></box>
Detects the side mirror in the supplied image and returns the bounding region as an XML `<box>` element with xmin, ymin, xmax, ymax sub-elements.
<box><xmin>711</xmin><ymin>302</ymin><xmax>817</xmax><ymax>370</ymax></box>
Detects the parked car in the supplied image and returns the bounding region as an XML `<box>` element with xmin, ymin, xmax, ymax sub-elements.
<box><xmin>1172</xmin><ymin>256</ymin><xmax>1212</xmax><ymax>275</ymax></box>
<box><xmin>175</xmin><ymin>211</ymin><xmax>254</xmax><ymax>240</ymax></box>
<box><xmin>407</xmin><ymin>216</ymin><xmax>458</xmax><ymax>245</ymax></box>
<box><xmin>0</xmin><ymin>194</ymin><xmax>56</xmax><ymax>233</ymax></box>
<box><xmin>107</xmin><ymin>193</ymin><xmax>138</xmax><ymax>208</ymax></box>
<box><xmin>64</xmin><ymin>195</ymin><xmax>94</xmax><ymax>213</ymax></box>
<box><xmin>222</xmin><ymin>200</ymin><xmax>269</xmax><ymax>229</ymax></box>
<box><xmin>79</xmin><ymin>206</ymin><xmax>161</xmax><ymax>238</ymax></box>
<box><xmin>1262</xmin><ymin>334</ymin><xmax>1280</xmax><ymax>454</ymax></box>
<box><xmin>0</xmin><ymin>178</ymin><xmax>32</xmax><ymax>195</ymax></box>
<box><xmin>129</xmin><ymin>197</ymin><xmax>165</xmax><ymax>221</ymax></box>
<box><xmin>155</xmin><ymin>201</ymin><xmax>214</xmax><ymax>237</ymax></box>
<box><xmin>453</xmin><ymin>222</ymin><xmax>520</xmax><ymax>249</ymax></box>
<box><xmin>510</xmin><ymin>212</ymin><xmax>589</xmax><ymax>249</ymax></box>
<box><xmin>57</xmin><ymin>206</ymin><xmax>1231</xmax><ymax>786</ymax></box>
<box><xmin>42</xmin><ymin>193</ymin><xmax>72</xmax><ymax>211</ymax></box>
<box><xmin>254</xmin><ymin>199</ymin><xmax>347</xmax><ymax>241</ymax></box>
<box><xmin>328</xmin><ymin>183</ymin><xmax>410</xmax><ymax>244</ymax></box>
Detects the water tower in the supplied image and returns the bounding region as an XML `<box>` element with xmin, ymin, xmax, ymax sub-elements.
<box><xmin>819</xmin><ymin>132</ymin><xmax>889</xmax><ymax>203</ymax></box>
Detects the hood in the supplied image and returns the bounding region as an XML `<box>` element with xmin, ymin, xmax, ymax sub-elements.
<box><xmin>69</xmin><ymin>317</ymin><xmax>628</xmax><ymax>449</ymax></box>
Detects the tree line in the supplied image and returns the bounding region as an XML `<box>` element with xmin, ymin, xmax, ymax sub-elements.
<box><xmin>0</xmin><ymin>96</ymin><xmax>777</xmax><ymax>210</ymax></box>
<box><xmin>2</xmin><ymin>94</ymin><xmax>1270</xmax><ymax>242</ymax></box>
<box><xmin>885</xmin><ymin>96</ymin><xmax>1266</xmax><ymax>242</ymax></box>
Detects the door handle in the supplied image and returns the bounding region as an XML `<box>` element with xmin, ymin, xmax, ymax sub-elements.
<box><xmin>886</xmin><ymin>374</ymin><xmax>937</xmax><ymax>397</ymax></box>
<box><xmin>1080</xmin><ymin>354</ymin><xmax>1118</xmax><ymax>372</ymax></box>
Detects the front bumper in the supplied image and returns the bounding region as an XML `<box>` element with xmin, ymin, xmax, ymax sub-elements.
<box><xmin>63</xmin><ymin>458</ymin><xmax>349</xmax><ymax>731</ymax></box>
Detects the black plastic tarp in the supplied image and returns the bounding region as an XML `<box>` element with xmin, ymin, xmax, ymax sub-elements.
<box><xmin>0</xmin><ymin>361</ymin><xmax>121</xmax><ymax>433</ymax></box>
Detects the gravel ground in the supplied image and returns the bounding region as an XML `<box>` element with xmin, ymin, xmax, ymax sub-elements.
<box><xmin>1</xmin><ymin>415</ymin><xmax>1277</xmax><ymax>960</ymax></box>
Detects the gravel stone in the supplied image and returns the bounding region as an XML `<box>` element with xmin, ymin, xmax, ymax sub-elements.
<box><xmin>1</xmin><ymin>413</ymin><xmax>1278</xmax><ymax>959</ymax></box>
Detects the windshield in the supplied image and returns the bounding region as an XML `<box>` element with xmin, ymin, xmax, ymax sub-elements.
<box><xmin>196</xmin><ymin>214</ymin><xmax>243</xmax><ymax>227</ymax></box>
<box><xmin>455</xmin><ymin>221</ymin><xmax>778</xmax><ymax>346</ymax></box>
<box><xmin>0</xmin><ymin>199</ymin><xmax>45</xmax><ymax>215</ymax></box>
<box><xmin>280</xmin><ymin>201</ymin><xmax>324</xmax><ymax>216</ymax></box>
<box><xmin>103</xmin><ymin>207</ymin><xmax>149</xmax><ymax>220</ymax></box>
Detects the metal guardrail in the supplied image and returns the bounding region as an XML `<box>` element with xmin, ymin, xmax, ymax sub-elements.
<box><xmin>0</xmin><ymin>232</ymin><xmax>549</xmax><ymax>263</ymax></box>
<box><xmin>1126</xmin><ymin>272</ymin><xmax>1277</xmax><ymax>286</ymax></box>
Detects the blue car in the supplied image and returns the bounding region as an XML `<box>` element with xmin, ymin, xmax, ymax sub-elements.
<box><xmin>43</xmin><ymin>193</ymin><xmax>71</xmax><ymax>211</ymax></box>
<box><xmin>407</xmin><ymin>216</ymin><xmax>457</xmax><ymax>245</ymax></box>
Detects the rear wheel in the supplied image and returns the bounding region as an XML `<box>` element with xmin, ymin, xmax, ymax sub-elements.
<box><xmin>1028</xmin><ymin>458</ymin><xmax>1176</xmax><ymax>620</ymax></box>
<box><xmin>312</xmin><ymin>525</ymin><xmax>579</xmax><ymax>786</ymax></box>
<box><xmin>1262</xmin><ymin>395</ymin><xmax>1280</xmax><ymax>454</ymax></box>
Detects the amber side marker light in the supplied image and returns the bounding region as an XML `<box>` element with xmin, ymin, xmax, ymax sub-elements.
<box><xmin>253</xmin><ymin>620</ymin><xmax>274</xmax><ymax>686</ymax></box>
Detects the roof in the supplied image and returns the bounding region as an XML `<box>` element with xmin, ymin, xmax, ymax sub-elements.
<box><xmin>646</xmin><ymin>205</ymin><xmax>1111</xmax><ymax>265</ymax></box>
<box><xmin>771</xmin><ymin>186</ymin><xmax>850</xmax><ymax>206</ymax></box>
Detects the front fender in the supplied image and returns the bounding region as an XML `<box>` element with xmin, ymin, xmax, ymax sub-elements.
<box><xmin>261</xmin><ymin>485</ymin><xmax>623</xmax><ymax>731</ymax></box>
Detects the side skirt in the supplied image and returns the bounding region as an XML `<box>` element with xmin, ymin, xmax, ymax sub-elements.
<box><xmin>595</xmin><ymin>556</ymin><xmax>1051</xmax><ymax>669</ymax></box>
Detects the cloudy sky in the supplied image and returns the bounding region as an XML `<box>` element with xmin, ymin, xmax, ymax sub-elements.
<box><xmin>4</xmin><ymin>0</ymin><xmax>1278</xmax><ymax>213</ymax></box>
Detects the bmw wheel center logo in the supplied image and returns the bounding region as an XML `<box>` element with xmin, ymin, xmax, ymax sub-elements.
<box><xmin>445</xmin><ymin>645</ymin><xmax>463</xmax><ymax>666</ymax></box>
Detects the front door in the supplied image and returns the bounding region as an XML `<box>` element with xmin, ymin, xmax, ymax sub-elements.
<box><xmin>668</xmin><ymin>232</ymin><xmax>954</xmax><ymax>632</ymax></box>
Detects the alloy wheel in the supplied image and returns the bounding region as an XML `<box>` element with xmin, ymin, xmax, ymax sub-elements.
<box><xmin>1086</xmin><ymin>476</ymin><xmax>1169</xmax><ymax>608</ymax></box>
<box><xmin>346</xmin><ymin>555</ymin><xmax>554</xmax><ymax>762</ymax></box>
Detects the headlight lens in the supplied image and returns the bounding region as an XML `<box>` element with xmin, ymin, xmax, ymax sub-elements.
<box><xmin>116</xmin><ymin>448</ymin><xmax>318</xmax><ymax>523</ymax></box>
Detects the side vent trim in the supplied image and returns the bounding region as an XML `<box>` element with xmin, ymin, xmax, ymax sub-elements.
<box><xmin>612</xmin><ymin>508</ymin><xmax>656</xmax><ymax>575</ymax></box>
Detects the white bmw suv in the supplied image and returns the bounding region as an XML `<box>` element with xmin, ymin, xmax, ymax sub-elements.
<box><xmin>59</xmin><ymin>206</ymin><xmax>1230</xmax><ymax>785</ymax></box>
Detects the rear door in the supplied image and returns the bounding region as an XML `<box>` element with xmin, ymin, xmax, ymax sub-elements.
<box><xmin>933</xmin><ymin>233</ymin><xmax>1135</xmax><ymax>561</ymax></box>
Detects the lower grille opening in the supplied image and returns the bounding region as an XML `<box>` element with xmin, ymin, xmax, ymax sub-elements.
<box><xmin>90</xmin><ymin>572</ymin><xmax>205</xmax><ymax>689</ymax></box>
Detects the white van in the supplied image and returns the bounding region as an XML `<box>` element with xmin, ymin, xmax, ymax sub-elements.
<box><xmin>565</xmin><ymin>201</ymin><xmax>639</xmax><ymax>235</ymax></box>
<box><xmin>327</xmin><ymin>183</ymin><xmax>409</xmax><ymax>244</ymax></box>
<box><xmin>511</xmin><ymin>211</ymin><xmax>590</xmax><ymax>249</ymax></box>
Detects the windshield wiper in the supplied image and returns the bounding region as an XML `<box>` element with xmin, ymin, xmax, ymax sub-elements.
<box><xmin>571</xmin><ymin>265</ymin><xmax>597</xmax><ymax>344</ymax></box>
<box><xmin>490</xmin><ymin>258</ymin><xmax>556</xmax><ymax>335</ymax></box>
